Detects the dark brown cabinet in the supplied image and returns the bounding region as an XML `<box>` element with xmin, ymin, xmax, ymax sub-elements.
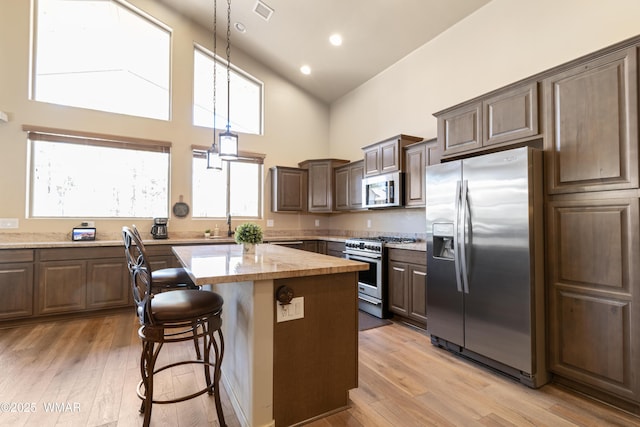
<box><xmin>543</xmin><ymin>47</ymin><xmax>638</xmax><ymax>195</ymax></box>
<box><xmin>325</xmin><ymin>241</ymin><xmax>345</xmax><ymax>258</ymax></box>
<box><xmin>387</xmin><ymin>249</ymin><xmax>427</xmax><ymax>328</ymax></box>
<box><xmin>271</xmin><ymin>166</ymin><xmax>308</xmax><ymax>212</ymax></box>
<box><xmin>362</xmin><ymin>134</ymin><xmax>422</xmax><ymax>176</ymax></box>
<box><xmin>37</xmin><ymin>247</ymin><xmax>129</xmax><ymax>316</ymax></box>
<box><xmin>404</xmin><ymin>138</ymin><xmax>439</xmax><ymax>207</ymax></box>
<box><xmin>437</xmin><ymin>82</ymin><xmax>539</xmax><ymax>158</ymax></box>
<box><xmin>0</xmin><ymin>250</ymin><xmax>34</xmax><ymax>320</ymax></box>
<box><xmin>298</xmin><ymin>159</ymin><xmax>348</xmax><ymax>212</ymax></box>
<box><xmin>541</xmin><ymin>44</ymin><xmax>640</xmax><ymax>410</ymax></box>
<box><xmin>546</xmin><ymin>195</ymin><xmax>640</xmax><ymax>404</ymax></box>
<box><xmin>334</xmin><ymin>160</ymin><xmax>364</xmax><ymax>211</ymax></box>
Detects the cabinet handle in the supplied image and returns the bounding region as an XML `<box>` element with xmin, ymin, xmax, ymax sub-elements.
<box><xmin>393</xmin><ymin>267</ymin><xmax>405</xmax><ymax>272</ymax></box>
<box><xmin>414</xmin><ymin>271</ymin><xmax>426</xmax><ymax>276</ymax></box>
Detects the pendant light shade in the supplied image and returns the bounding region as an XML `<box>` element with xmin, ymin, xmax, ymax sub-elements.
<box><xmin>207</xmin><ymin>142</ymin><xmax>223</xmax><ymax>170</ymax></box>
<box><xmin>219</xmin><ymin>129</ymin><xmax>238</xmax><ymax>159</ymax></box>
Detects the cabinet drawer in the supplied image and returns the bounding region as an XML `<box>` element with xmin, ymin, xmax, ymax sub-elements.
<box><xmin>39</xmin><ymin>246</ymin><xmax>122</xmax><ymax>261</ymax></box>
<box><xmin>388</xmin><ymin>248</ymin><xmax>426</xmax><ymax>265</ymax></box>
<box><xmin>0</xmin><ymin>249</ymin><xmax>34</xmax><ymax>263</ymax></box>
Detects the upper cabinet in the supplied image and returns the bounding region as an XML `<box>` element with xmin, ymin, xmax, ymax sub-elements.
<box><xmin>404</xmin><ymin>138</ymin><xmax>439</xmax><ymax>208</ymax></box>
<box><xmin>362</xmin><ymin>134</ymin><xmax>423</xmax><ymax>176</ymax></box>
<box><xmin>543</xmin><ymin>47</ymin><xmax>638</xmax><ymax>194</ymax></box>
<box><xmin>298</xmin><ymin>159</ymin><xmax>349</xmax><ymax>212</ymax></box>
<box><xmin>334</xmin><ymin>160</ymin><xmax>364</xmax><ymax>211</ymax></box>
<box><xmin>270</xmin><ymin>166</ymin><xmax>308</xmax><ymax>212</ymax></box>
<box><xmin>436</xmin><ymin>81</ymin><xmax>540</xmax><ymax>158</ymax></box>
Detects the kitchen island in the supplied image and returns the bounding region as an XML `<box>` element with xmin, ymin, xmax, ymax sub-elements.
<box><xmin>172</xmin><ymin>243</ymin><xmax>368</xmax><ymax>427</ymax></box>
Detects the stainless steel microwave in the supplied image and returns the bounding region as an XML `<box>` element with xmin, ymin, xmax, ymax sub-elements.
<box><xmin>362</xmin><ymin>171</ymin><xmax>403</xmax><ymax>209</ymax></box>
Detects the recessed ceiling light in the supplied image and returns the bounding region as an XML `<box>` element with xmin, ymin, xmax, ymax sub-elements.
<box><xmin>329</xmin><ymin>34</ymin><xmax>342</xmax><ymax>46</ymax></box>
<box><xmin>300</xmin><ymin>65</ymin><xmax>311</xmax><ymax>75</ymax></box>
<box><xmin>234</xmin><ymin>22</ymin><xmax>246</xmax><ymax>33</ymax></box>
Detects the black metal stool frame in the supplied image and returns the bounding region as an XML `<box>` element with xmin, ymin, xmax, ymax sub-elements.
<box><xmin>123</xmin><ymin>226</ymin><xmax>226</xmax><ymax>427</ymax></box>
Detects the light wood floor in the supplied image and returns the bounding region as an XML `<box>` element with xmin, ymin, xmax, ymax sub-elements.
<box><xmin>0</xmin><ymin>311</ymin><xmax>639</xmax><ymax>427</ymax></box>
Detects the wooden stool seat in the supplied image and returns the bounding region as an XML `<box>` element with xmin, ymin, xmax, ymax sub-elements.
<box><xmin>149</xmin><ymin>289</ymin><xmax>223</xmax><ymax>322</ymax></box>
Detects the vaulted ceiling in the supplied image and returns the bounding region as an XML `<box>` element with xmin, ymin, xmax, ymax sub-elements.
<box><xmin>156</xmin><ymin>0</ymin><xmax>491</xmax><ymax>103</ymax></box>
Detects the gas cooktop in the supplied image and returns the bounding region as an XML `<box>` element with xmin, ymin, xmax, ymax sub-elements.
<box><xmin>347</xmin><ymin>236</ymin><xmax>417</xmax><ymax>244</ymax></box>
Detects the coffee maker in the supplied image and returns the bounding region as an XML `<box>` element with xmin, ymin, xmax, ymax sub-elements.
<box><xmin>150</xmin><ymin>217</ymin><xmax>168</xmax><ymax>239</ymax></box>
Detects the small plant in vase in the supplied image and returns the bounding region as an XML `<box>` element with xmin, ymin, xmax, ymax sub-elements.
<box><xmin>204</xmin><ymin>229</ymin><xmax>211</xmax><ymax>238</ymax></box>
<box><xmin>234</xmin><ymin>222</ymin><xmax>263</xmax><ymax>253</ymax></box>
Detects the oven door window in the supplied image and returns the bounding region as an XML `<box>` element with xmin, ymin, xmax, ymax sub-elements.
<box><xmin>357</xmin><ymin>259</ymin><xmax>379</xmax><ymax>287</ymax></box>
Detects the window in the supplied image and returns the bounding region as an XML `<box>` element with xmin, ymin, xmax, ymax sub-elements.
<box><xmin>33</xmin><ymin>0</ymin><xmax>171</xmax><ymax>120</ymax></box>
<box><xmin>192</xmin><ymin>150</ymin><xmax>263</xmax><ymax>218</ymax></box>
<box><xmin>193</xmin><ymin>46</ymin><xmax>263</xmax><ymax>135</ymax></box>
<box><xmin>27</xmin><ymin>128</ymin><xmax>170</xmax><ymax>218</ymax></box>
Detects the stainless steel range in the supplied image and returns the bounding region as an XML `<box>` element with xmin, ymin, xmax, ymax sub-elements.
<box><xmin>344</xmin><ymin>236</ymin><xmax>416</xmax><ymax>318</ymax></box>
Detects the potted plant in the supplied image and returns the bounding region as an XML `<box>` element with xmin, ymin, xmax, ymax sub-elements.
<box><xmin>204</xmin><ymin>229</ymin><xmax>211</xmax><ymax>239</ymax></box>
<box><xmin>234</xmin><ymin>222</ymin><xmax>263</xmax><ymax>253</ymax></box>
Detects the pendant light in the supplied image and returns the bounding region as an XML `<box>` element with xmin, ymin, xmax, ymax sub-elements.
<box><xmin>218</xmin><ymin>0</ymin><xmax>238</xmax><ymax>160</ymax></box>
<box><xmin>206</xmin><ymin>0</ymin><xmax>223</xmax><ymax>170</ymax></box>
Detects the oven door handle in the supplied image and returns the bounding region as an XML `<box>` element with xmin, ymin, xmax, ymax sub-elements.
<box><xmin>344</xmin><ymin>253</ymin><xmax>382</xmax><ymax>261</ymax></box>
<box><xmin>358</xmin><ymin>294</ymin><xmax>382</xmax><ymax>305</ymax></box>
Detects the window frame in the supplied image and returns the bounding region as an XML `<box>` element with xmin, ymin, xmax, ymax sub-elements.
<box><xmin>31</xmin><ymin>0</ymin><xmax>172</xmax><ymax>120</ymax></box>
<box><xmin>191</xmin><ymin>146</ymin><xmax>265</xmax><ymax>219</ymax></box>
<box><xmin>193</xmin><ymin>44</ymin><xmax>264</xmax><ymax>135</ymax></box>
<box><xmin>25</xmin><ymin>125</ymin><xmax>171</xmax><ymax>219</ymax></box>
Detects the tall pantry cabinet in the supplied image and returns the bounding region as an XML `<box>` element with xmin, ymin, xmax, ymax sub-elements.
<box><xmin>543</xmin><ymin>45</ymin><xmax>640</xmax><ymax>411</ymax></box>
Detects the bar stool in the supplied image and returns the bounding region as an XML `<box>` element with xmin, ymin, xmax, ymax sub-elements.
<box><xmin>129</xmin><ymin>224</ymin><xmax>203</xmax><ymax>359</ymax></box>
<box><xmin>122</xmin><ymin>226</ymin><xmax>226</xmax><ymax>427</ymax></box>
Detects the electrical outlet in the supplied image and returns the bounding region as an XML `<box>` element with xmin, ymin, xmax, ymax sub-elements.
<box><xmin>315</xmin><ymin>219</ymin><xmax>320</xmax><ymax>227</ymax></box>
<box><xmin>367</xmin><ymin>219</ymin><xmax>372</xmax><ymax>228</ymax></box>
<box><xmin>0</xmin><ymin>218</ymin><xmax>18</xmax><ymax>229</ymax></box>
<box><xmin>267</xmin><ymin>219</ymin><xmax>274</xmax><ymax>227</ymax></box>
<box><xmin>276</xmin><ymin>297</ymin><xmax>304</xmax><ymax>322</ymax></box>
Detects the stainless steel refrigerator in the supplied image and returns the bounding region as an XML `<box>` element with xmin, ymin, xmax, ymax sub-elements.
<box><xmin>425</xmin><ymin>146</ymin><xmax>548</xmax><ymax>388</ymax></box>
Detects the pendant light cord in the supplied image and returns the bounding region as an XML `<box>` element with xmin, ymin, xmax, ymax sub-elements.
<box><xmin>213</xmin><ymin>0</ymin><xmax>217</xmax><ymax>139</ymax></box>
<box><xmin>226</xmin><ymin>0</ymin><xmax>231</xmax><ymax>133</ymax></box>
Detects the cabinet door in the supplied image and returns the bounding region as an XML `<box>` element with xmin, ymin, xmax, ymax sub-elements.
<box><xmin>409</xmin><ymin>265</ymin><xmax>427</xmax><ymax>324</ymax></box>
<box><xmin>87</xmin><ymin>258</ymin><xmax>130</xmax><ymax>309</ymax></box>
<box><xmin>302</xmin><ymin>241</ymin><xmax>318</xmax><ymax>253</ymax></box>
<box><xmin>380</xmin><ymin>139</ymin><xmax>400</xmax><ymax>174</ymax></box>
<box><xmin>38</xmin><ymin>261</ymin><xmax>86</xmax><ymax>314</ymax></box>
<box><xmin>388</xmin><ymin>261</ymin><xmax>409</xmax><ymax>317</ymax></box>
<box><xmin>363</xmin><ymin>147</ymin><xmax>379</xmax><ymax>176</ymax></box>
<box><xmin>349</xmin><ymin>161</ymin><xmax>364</xmax><ymax>209</ymax></box>
<box><xmin>483</xmin><ymin>82</ymin><xmax>538</xmax><ymax>146</ymax></box>
<box><xmin>271</xmin><ymin>167</ymin><xmax>307</xmax><ymax>212</ymax></box>
<box><xmin>0</xmin><ymin>263</ymin><xmax>34</xmax><ymax>320</ymax></box>
<box><xmin>334</xmin><ymin>166</ymin><xmax>350</xmax><ymax>211</ymax></box>
<box><xmin>307</xmin><ymin>161</ymin><xmax>333</xmax><ymax>212</ymax></box>
<box><xmin>405</xmin><ymin>143</ymin><xmax>427</xmax><ymax>207</ymax></box>
<box><xmin>438</xmin><ymin>102</ymin><xmax>482</xmax><ymax>156</ymax></box>
<box><xmin>547</xmin><ymin>196</ymin><xmax>640</xmax><ymax>402</ymax></box>
<box><xmin>544</xmin><ymin>47</ymin><xmax>638</xmax><ymax>194</ymax></box>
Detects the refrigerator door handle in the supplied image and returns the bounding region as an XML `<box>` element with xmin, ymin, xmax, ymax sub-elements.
<box><xmin>453</xmin><ymin>180</ymin><xmax>463</xmax><ymax>293</ymax></box>
<box><xmin>460</xmin><ymin>179</ymin><xmax>470</xmax><ymax>294</ymax></box>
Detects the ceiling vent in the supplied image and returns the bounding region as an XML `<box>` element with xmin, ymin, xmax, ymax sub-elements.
<box><xmin>253</xmin><ymin>0</ymin><xmax>274</xmax><ymax>21</ymax></box>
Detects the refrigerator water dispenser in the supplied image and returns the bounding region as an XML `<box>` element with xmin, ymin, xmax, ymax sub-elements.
<box><xmin>432</xmin><ymin>222</ymin><xmax>454</xmax><ymax>259</ymax></box>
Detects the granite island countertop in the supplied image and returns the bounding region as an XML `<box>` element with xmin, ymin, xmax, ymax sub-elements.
<box><xmin>172</xmin><ymin>243</ymin><xmax>369</xmax><ymax>285</ymax></box>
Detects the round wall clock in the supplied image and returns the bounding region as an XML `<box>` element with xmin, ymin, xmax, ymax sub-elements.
<box><xmin>172</xmin><ymin>195</ymin><xmax>190</xmax><ymax>218</ymax></box>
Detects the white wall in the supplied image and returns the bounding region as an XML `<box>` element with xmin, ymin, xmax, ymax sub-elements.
<box><xmin>0</xmin><ymin>0</ymin><xmax>329</xmax><ymax>237</ymax></box>
<box><xmin>328</xmin><ymin>0</ymin><xmax>640</xmax><ymax>235</ymax></box>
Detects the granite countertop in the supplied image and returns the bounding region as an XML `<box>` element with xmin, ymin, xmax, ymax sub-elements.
<box><xmin>172</xmin><ymin>243</ymin><xmax>369</xmax><ymax>285</ymax></box>
<box><xmin>0</xmin><ymin>234</ymin><xmax>426</xmax><ymax>252</ymax></box>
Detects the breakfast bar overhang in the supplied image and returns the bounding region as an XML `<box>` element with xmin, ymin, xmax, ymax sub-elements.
<box><xmin>172</xmin><ymin>243</ymin><xmax>368</xmax><ymax>427</ymax></box>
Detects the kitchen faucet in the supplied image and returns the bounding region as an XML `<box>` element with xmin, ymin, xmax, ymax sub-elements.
<box><xmin>227</xmin><ymin>214</ymin><xmax>234</xmax><ymax>237</ymax></box>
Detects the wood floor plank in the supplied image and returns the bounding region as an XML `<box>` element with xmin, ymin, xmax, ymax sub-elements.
<box><xmin>2</xmin><ymin>312</ymin><xmax>640</xmax><ymax>426</ymax></box>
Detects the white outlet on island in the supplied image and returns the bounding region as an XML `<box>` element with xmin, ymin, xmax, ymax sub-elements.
<box><xmin>276</xmin><ymin>297</ymin><xmax>304</xmax><ymax>322</ymax></box>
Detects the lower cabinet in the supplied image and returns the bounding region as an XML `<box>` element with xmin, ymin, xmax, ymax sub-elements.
<box><xmin>546</xmin><ymin>194</ymin><xmax>640</xmax><ymax>408</ymax></box>
<box><xmin>37</xmin><ymin>247</ymin><xmax>129</xmax><ymax>316</ymax></box>
<box><xmin>387</xmin><ymin>248</ymin><xmax>427</xmax><ymax>328</ymax></box>
<box><xmin>326</xmin><ymin>241</ymin><xmax>345</xmax><ymax>258</ymax></box>
<box><xmin>0</xmin><ymin>250</ymin><xmax>34</xmax><ymax>320</ymax></box>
